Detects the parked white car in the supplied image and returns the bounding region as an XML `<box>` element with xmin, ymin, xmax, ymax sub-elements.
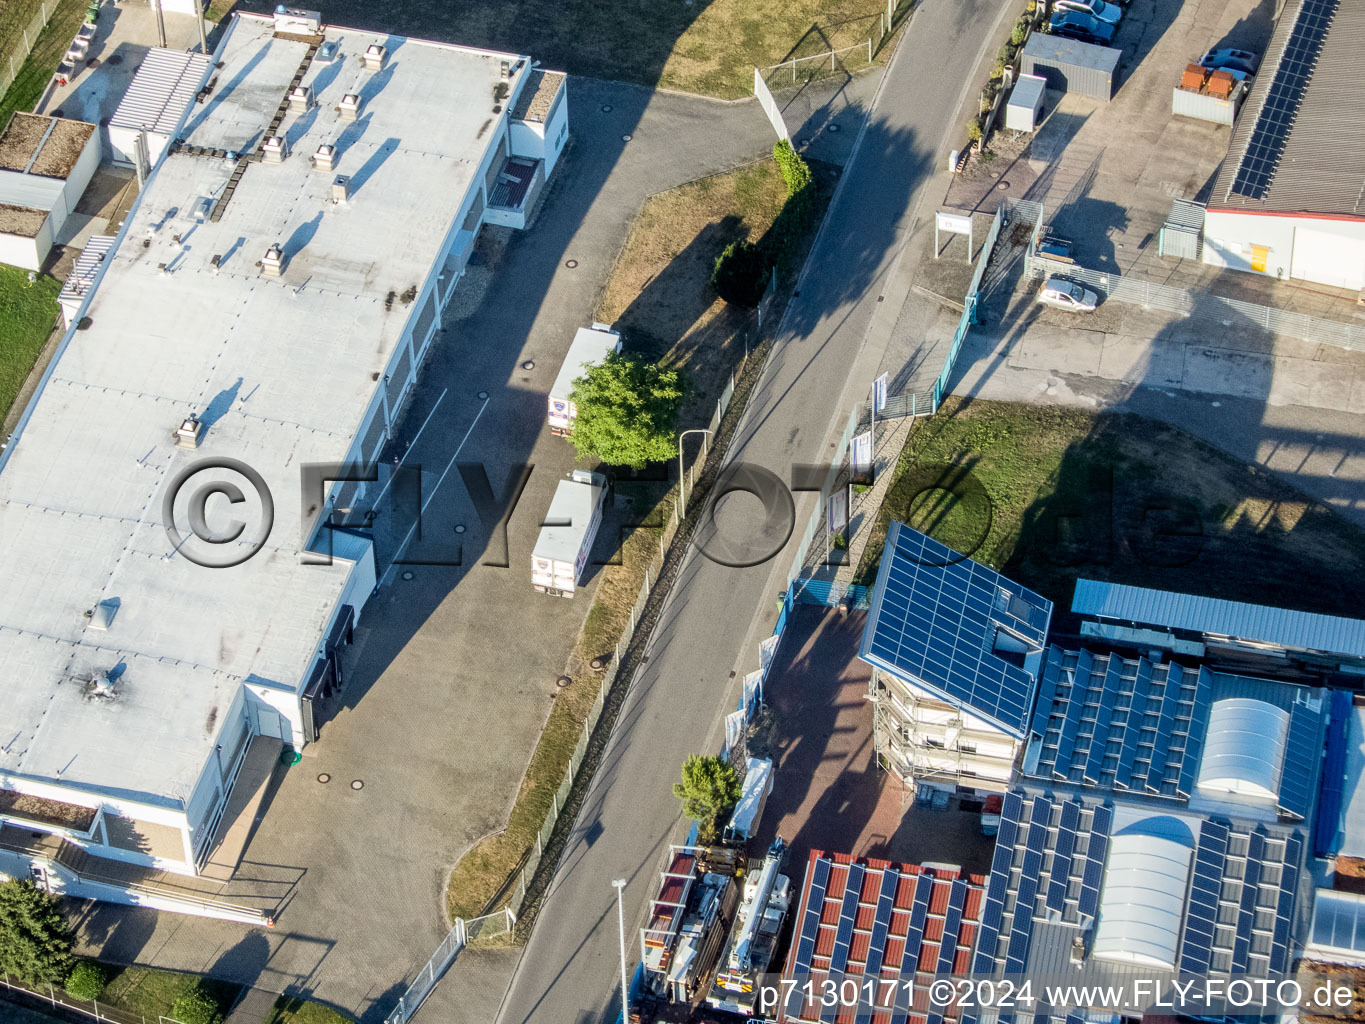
<box><xmin>1037</xmin><ymin>276</ymin><xmax>1099</xmax><ymax>312</ymax></box>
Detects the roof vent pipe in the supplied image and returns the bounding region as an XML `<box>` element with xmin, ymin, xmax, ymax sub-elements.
<box><xmin>362</xmin><ymin>43</ymin><xmax>385</xmax><ymax>70</ymax></box>
<box><xmin>337</xmin><ymin>93</ymin><xmax>362</xmax><ymax>121</ymax></box>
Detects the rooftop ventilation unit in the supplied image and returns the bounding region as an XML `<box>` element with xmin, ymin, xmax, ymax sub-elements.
<box><xmin>86</xmin><ymin>598</ymin><xmax>119</xmax><ymax>631</ymax></box>
<box><xmin>312</xmin><ymin>143</ymin><xmax>335</xmax><ymax>171</ymax></box>
<box><xmin>332</xmin><ymin>175</ymin><xmax>350</xmax><ymax>203</ymax></box>
<box><xmin>175</xmin><ymin>413</ymin><xmax>203</xmax><ymax>448</ymax></box>
<box><xmin>261</xmin><ymin>244</ymin><xmax>285</xmax><ymax>277</ymax></box>
<box><xmin>262</xmin><ymin>135</ymin><xmax>289</xmax><ymax>163</ymax></box>
<box><xmin>500</xmin><ymin>60</ymin><xmax>511</xmax><ymax>80</ymax></box>
<box><xmin>87</xmin><ymin>671</ymin><xmax>118</xmax><ymax>700</ymax></box>
<box><xmin>362</xmin><ymin>43</ymin><xmax>386</xmax><ymax>71</ymax></box>
<box><xmin>273</xmin><ymin>5</ymin><xmax>322</xmax><ymax>34</ymax></box>
<box><xmin>337</xmin><ymin>93</ymin><xmax>362</xmax><ymax>121</ymax></box>
<box><xmin>288</xmin><ymin>85</ymin><xmax>313</xmax><ymax>112</ymax></box>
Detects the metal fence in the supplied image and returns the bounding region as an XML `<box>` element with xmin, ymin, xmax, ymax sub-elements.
<box><xmin>383</xmin><ymin>909</ymin><xmax>515</xmax><ymax>1024</ymax></box>
<box><xmin>1022</xmin><ymin>252</ymin><xmax>1365</xmax><ymax>353</ymax></box>
<box><xmin>1</xmin><ymin>0</ymin><xmax>58</xmax><ymax>98</ymax></box>
<box><xmin>2</xmin><ymin>973</ymin><xmax>187</xmax><ymax>1024</ymax></box>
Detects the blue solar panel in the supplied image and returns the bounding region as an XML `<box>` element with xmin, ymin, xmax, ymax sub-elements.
<box><xmin>863</xmin><ymin>867</ymin><xmax>899</xmax><ymax>982</ymax></box>
<box><xmin>1078</xmin><ymin>804</ymin><xmax>1113</xmax><ymax>919</ymax></box>
<box><xmin>1177</xmin><ymin>668</ymin><xmax>1214</xmax><ymax>797</ymax></box>
<box><xmin>1279</xmin><ymin>700</ymin><xmax>1321</xmax><ymax>820</ymax></box>
<box><xmin>1181</xmin><ymin>820</ymin><xmax>1230</xmax><ymax>974</ymax></box>
<box><xmin>791</xmin><ymin>857</ymin><xmax>831</xmax><ymax>977</ymax></box>
<box><xmin>972</xmin><ymin>909</ymin><xmax>1002</xmax><ymax>973</ymax></box>
<box><xmin>1047</xmin><ymin>801</ymin><xmax>1080</xmax><ymax>913</ymax></box>
<box><xmin>1056</xmin><ymin>653</ymin><xmax>1092</xmax><ymax>769</ymax></box>
<box><xmin>1082</xmin><ymin>659</ymin><xmax>1122</xmax><ymax>783</ymax></box>
<box><xmin>1229</xmin><ymin>0</ymin><xmax>1338</xmax><ymax>199</ymax></box>
<box><xmin>1152</xmin><ymin>663</ymin><xmax>1181</xmax><ymax>758</ymax></box>
<box><xmin>889</xmin><ymin>873</ymin><xmax>936</xmax><ymax>1024</ymax></box>
<box><xmin>936</xmin><ymin>878</ymin><xmax>969</xmax><ymax>976</ymax></box>
<box><xmin>1032</xmin><ymin>646</ymin><xmax>1066</xmax><ymax>739</ymax></box>
<box><xmin>1272</xmin><ymin>833</ymin><xmax>1303</xmax><ymax>974</ymax></box>
<box><xmin>863</xmin><ymin>524</ymin><xmax>1052</xmax><ymax>737</ymax></box>
<box><xmin>998</xmin><ymin>791</ymin><xmax>1024</xmax><ymax>849</ymax></box>
<box><xmin>1005</xmin><ymin>871</ymin><xmax>1038</xmax><ymax>973</ymax></box>
<box><xmin>1318</xmin><ymin>691</ymin><xmax>1352</xmax><ymax>856</ymax></box>
<box><xmin>1231</xmin><ymin>832</ymin><xmax>1264</xmax><ymax>973</ymax></box>
<box><xmin>826</xmin><ymin>863</ymin><xmax>864</xmax><ymax>979</ymax></box>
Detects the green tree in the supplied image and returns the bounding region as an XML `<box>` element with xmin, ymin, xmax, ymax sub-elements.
<box><xmin>0</xmin><ymin>878</ymin><xmax>74</xmax><ymax>987</ymax></box>
<box><xmin>65</xmin><ymin>960</ymin><xmax>109</xmax><ymax>1001</ymax></box>
<box><xmin>171</xmin><ymin>981</ymin><xmax>225</xmax><ymax>1024</ymax></box>
<box><xmin>672</xmin><ymin>754</ymin><xmax>742</xmax><ymax>843</ymax></box>
<box><xmin>569</xmin><ymin>353</ymin><xmax>687</xmax><ymax>470</ymax></box>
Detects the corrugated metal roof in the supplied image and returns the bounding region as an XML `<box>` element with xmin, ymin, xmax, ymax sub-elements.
<box><xmin>1072</xmin><ymin>578</ymin><xmax>1365</xmax><ymax>657</ymax></box>
<box><xmin>1209</xmin><ymin>0</ymin><xmax>1365</xmax><ymax>216</ymax></box>
<box><xmin>58</xmin><ymin>234</ymin><xmax>115</xmax><ymax>306</ymax></box>
<box><xmin>108</xmin><ymin>48</ymin><xmax>213</xmax><ymax>136</ymax></box>
<box><xmin>0</xmin><ymin>168</ymin><xmax>64</xmax><ymax>212</ymax></box>
<box><xmin>1020</xmin><ymin>33</ymin><xmax>1121</xmax><ymax>74</ymax></box>
<box><xmin>1009</xmin><ymin>74</ymin><xmax>1047</xmax><ymax>109</ymax></box>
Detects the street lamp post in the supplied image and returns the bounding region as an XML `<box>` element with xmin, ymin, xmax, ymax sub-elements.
<box><xmin>612</xmin><ymin>878</ymin><xmax>629</xmax><ymax>1024</ymax></box>
<box><xmin>677</xmin><ymin>429</ymin><xmax>713</xmax><ymax>519</ymax></box>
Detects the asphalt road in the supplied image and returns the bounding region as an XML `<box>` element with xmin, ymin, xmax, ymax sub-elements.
<box><xmin>492</xmin><ymin>2</ymin><xmax>1019</xmax><ymax>1022</ymax></box>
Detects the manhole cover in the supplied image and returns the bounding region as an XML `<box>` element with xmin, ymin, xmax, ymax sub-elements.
<box><xmin>454</xmin><ymin>524</ymin><xmax>466</xmax><ymax>534</ymax></box>
<box><xmin>522</xmin><ymin>360</ymin><xmax>535</xmax><ymax>370</ymax></box>
<box><xmin>351</xmin><ymin>780</ymin><xmax>364</xmax><ymax>790</ymax></box>
<box><xmin>556</xmin><ymin>675</ymin><xmax>572</xmax><ymax>689</ymax></box>
<box><xmin>106</xmin><ymin>54</ymin><xmax>123</xmax><ymax>65</ymax></box>
<box><xmin>477</xmin><ymin>390</ymin><xmax>489</xmax><ymax>400</ymax></box>
<box><xmin>601</xmin><ymin>104</ymin><xmax>613</xmax><ymax>112</ymax></box>
<box><xmin>997</xmin><ymin>180</ymin><xmax>1010</xmax><ymax>190</ymax></box>
<box><xmin>622</xmin><ymin>134</ymin><xmax>632</xmax><ymax>142</ymax></box>
<box><xmin>827</xmin><ymin>123</ymin><xmax>840</xmax><ymax>132</ymax></box>
<box><xmin>317</xmin><ymin>773</ymin><xmax>331</xmax><ymax>784</ymax></box>
<box><xmin>401</xmin><ymin>571</ymin><xmax>414</xmax><ymax>581</ymax></box>
<box><xmin>564</xmin><ymin>259</ymin><xmax>578</xmax><ymax>269</ymax></box>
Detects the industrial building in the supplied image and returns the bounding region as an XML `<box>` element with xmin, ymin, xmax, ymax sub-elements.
<box><xmin>0</xmin><ymin>112</ymin><xmax>101</xmax><ymax>270</ymax></box>
<box><xmin>0</xmin><ymin>8</ymin><xmax>566</xmax><ymax>919</ymax></box>
<box><xmin>861</xmin><ymin>523</ymin><xmax>1054</xmax><ymax>797</ymax></box>
<box><xmin>1202</xmin><ymin>0</ymin><xmax>1365</xmax><ymax>290</ymax></box>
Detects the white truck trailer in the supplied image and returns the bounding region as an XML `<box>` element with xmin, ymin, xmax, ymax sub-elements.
<box><xmin>707</xmin><ymin>837</ymin><xmax>791</xmax><ymax>1016</ymax></box>
<box><xmin>547</xmin><ymin>323</ymin><xmax>621</xmax><ymax>436</ymax></box>
<box><xmin>532</xmin><ymin>470</ymin><xmax>607</xmax><ymax>597</ymax></box>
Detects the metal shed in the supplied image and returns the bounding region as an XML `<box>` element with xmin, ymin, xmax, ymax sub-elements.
<box><xmin>1020</xmin><ymin>34</ymin><xmax>1120</xmax><ymax>101</ymax></box>
<box><xmin>1005</xmin><ymin>74</ymin><xmax>1047</xmax><ymax>131</ymax></box>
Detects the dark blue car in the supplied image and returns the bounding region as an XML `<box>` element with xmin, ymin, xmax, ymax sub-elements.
<box><xmin>1049</xmin><ymin>11</ymin><xmax>1116</xmax><ymax>44</ymax></box>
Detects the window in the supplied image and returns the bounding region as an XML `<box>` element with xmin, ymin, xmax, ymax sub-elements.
<box><xmin>959</xmin><ymin>742</ymin><xmax>977</xmax><ymax>755</ymax></box>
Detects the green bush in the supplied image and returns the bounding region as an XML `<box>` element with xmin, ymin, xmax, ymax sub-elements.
<box><xmin>966</xmin><ymin>120</ymin><xmax>983</xmax><ymax>143</ymax></box>
<box><xmin>711</xmin><ymin>239</ymin><xmax>769</xmax><ymax>307</ymax></box>
<box><xmin>0</xmin><ymin>879</ymin><xmax>74</xmax><ymax>986</ymax></box>
<box><xmin>1011</xmin><ymin>21</ymin><xmax>1028</xmax><ymax>45</ymax></box>
<box><xmin>171</xmin><ymin>982</ymin><xmax>225</xmax><ymax>1024</ymax></box>
<box><xmin>65</xmin><ymin>961</ymin><xmax>109</xmax><ymax>1001</ymax></box>
<box><xmin>772</xmin><ymin>139</ymin><xmax>812</xmax><ymax>197</ymax></box>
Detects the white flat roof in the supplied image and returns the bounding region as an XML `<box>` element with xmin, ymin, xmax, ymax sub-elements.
<box><xmin>0</xmin><ymin>13</ymin><xmax>532</xmax><ymax>807</ymax></box>
<box><xmin>0</xmin><ymin>168</ymin><xmax>65</xmax><ymax>213</ymax></box>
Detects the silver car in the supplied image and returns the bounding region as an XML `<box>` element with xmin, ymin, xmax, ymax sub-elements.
<box><xmin>1037</xmin><ymin>276</ymin><xmax>1099</xmax><ymax>312</ymax></box>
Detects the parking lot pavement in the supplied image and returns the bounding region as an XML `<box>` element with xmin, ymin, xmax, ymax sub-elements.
<box><xmin>749</xmin><ymin>605</ymin><xmax>994</xmax><ymax>877</ymax></box>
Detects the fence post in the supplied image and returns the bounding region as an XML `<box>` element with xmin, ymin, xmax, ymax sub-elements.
<box><xmin>867</xmin><ymin>38</ymin><xmax>872</xmax><ymax>62</ymax></box>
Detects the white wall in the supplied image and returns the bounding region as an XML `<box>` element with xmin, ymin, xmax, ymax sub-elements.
<box><xmin>0</xmin><ymin>225</ymin><xmax>44</xmax><ymax>271</ymax></box>
<box><xmin>1204</xmin><ymin>209</ymin><xmax>1365</xmax><ymax>289</ymax></box>
<box><xmin>59</xmin><ymin>128</ymin><xmax>102</xmax><ymax>218</ymax></box>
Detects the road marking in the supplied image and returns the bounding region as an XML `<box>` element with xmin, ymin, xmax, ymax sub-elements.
<box><xmin>366</xmin><ymin>387</ymin><xmax>448</xmax><ymax>511</ymax></box>
<box><xmin>379</xmin><ymin>396</ymin><xmax>489</xmax><ymax>586</ymax></box>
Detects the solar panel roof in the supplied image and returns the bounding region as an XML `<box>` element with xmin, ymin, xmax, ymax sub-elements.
<box><xmin>861</xmin><ymin>523</ymin><xmax>1053</xmax><ymax>738</ymax></box>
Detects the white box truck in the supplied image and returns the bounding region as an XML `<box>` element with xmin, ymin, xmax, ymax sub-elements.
<box><xmin>547</xmin><ymin>323</ymin><xmax>621</xmax><ymax>436</ymax></box>
<box><xmin>532</xmin><ymin>470</ymin><xmax>607</xmax><ymax>597</ymax></box>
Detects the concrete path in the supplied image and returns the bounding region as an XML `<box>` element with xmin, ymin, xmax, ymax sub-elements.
<box><xmin>490</xmin><ymin>1</ymin><xmax>1021</xmax><ymax>1022</ymax></box>
<box><xmin>224</xmin><ymin>985</ymin><xmax>279</xmax><ymax>1024</ymax></box>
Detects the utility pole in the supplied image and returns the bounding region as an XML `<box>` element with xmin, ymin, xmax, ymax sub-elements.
<box><xmin>193</xmin><ymin>0</ymin><xmax>208</xmax><ymax>54</ymax></box>
<box><xmin>612</xmin><ymin>878</ymin><xmax>630</xmax><ymax>1024</ymax></box>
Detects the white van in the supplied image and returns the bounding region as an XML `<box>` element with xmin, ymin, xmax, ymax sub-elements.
<box><xmin>531</xmin><ymin>470</ymin><xmax>607</xmax><ymax>597</ymax></box>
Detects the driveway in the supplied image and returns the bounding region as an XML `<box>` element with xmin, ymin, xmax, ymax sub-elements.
<box><xmin>70</xmin><ymin>72</ymin><xmax>878</xmax><ymax>1024</ymax></box>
